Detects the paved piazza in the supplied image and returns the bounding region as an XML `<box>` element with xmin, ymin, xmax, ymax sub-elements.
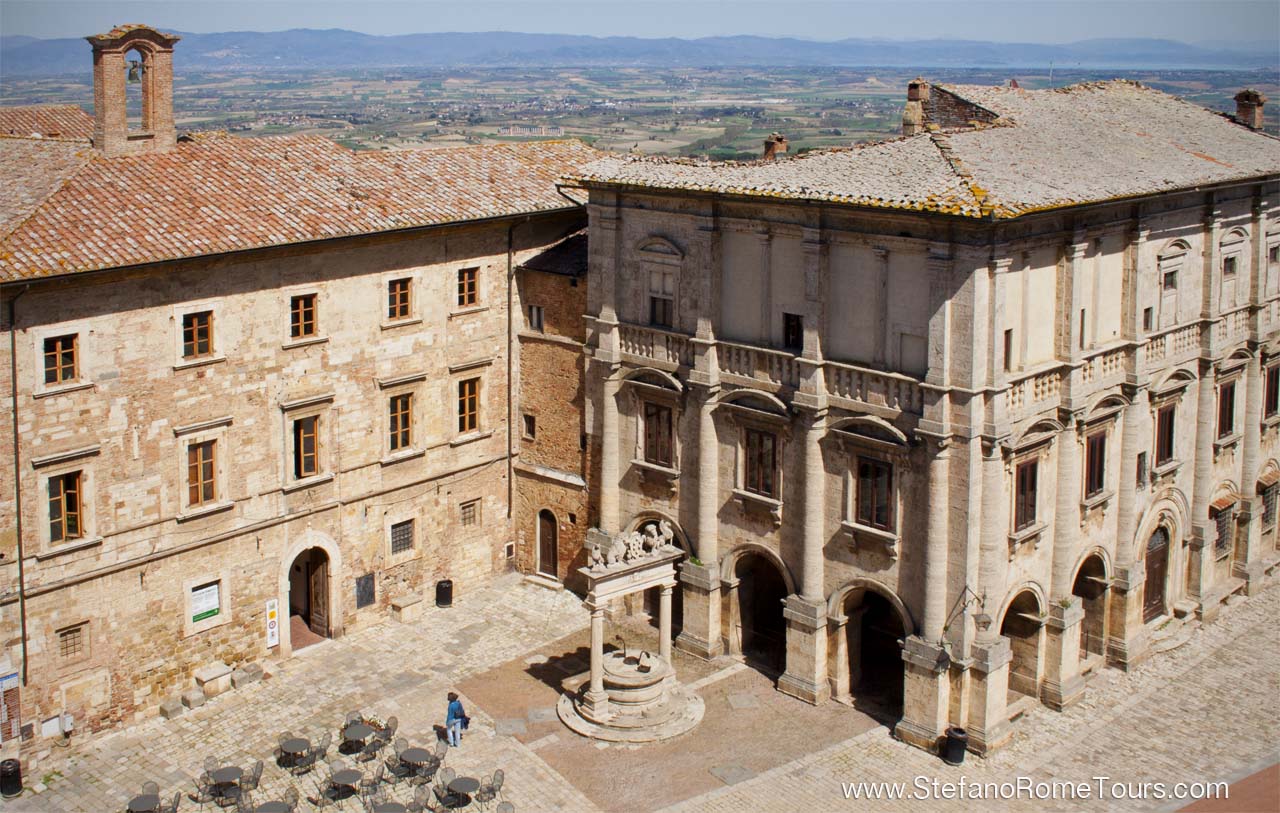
<box><xmin>12</xmin><ymin>571</ymin><xmax>1279</xmax><ymax>812</ymax></box>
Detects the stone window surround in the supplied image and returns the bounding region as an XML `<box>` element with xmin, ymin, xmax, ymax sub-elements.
<box><xmin>449</xmin><ymin>358</ymin><xmax>493</xmax><ymax>444</ymax></box>
<box><xmin>1262</xmin><ymin>357</ymin><xmax>1280</xmax><ymax>426</ymax></box>
<box><xmin>282</xmin><ymin>284</ymin><xmax>327</xmax><ymax>349</ymax></box>
<box><xmin>32</xmin><ymin>321</ymin><xmax>94</xmax><ymax>398</ymax></box>
<box><xmin>721</xmin><ymin>401</ymin><xmax>789</xmax><ymax>522</ymax></box>
<box><xmin>383</xmin><ymin>505</ymin><xmax>421</xmax><ymax>565</ymax></box>
<box><xmin>380</xmin><ymin>270</ymin><xmax>419</xmax><ymax>329</ymax></box>
<box><xmin>831</xmin><ymin>427</ymin><xmax>908</xmax><ymax>558</ymax></box>
<box><xmin>377</xmin><ymin>371</ymin><xmax>427</xmax><ymax>466</ymax></box>
<box><xmin>1149</xmin><ymin>381</ymin><xmax>1188</xmax><ymax>479</ymax></box>
<box><xmin>182</xmin><ymin>570</ymin><xmax>233</xmax><ymax>638</ymax></box>
<box><xmin>54</xmin><ymin>619</ymin><xmax>92</xmax><ymax>673</ymax></box>
<box><xmin>1156</xmin><ymin>241</ymin><xmax>1187</xmax><ymax>331</ymax></box>
<box><xmin>31</xmin><ymin>445</ymin><xmax>101</xmax><ymax>559</ymax></box>
<box><xmin>1005</xmin><ymin>431</ymin><xmax>1053</xmax><ymax>554</ymax></box>
<box><xmin>625</xmin><ymin>378</ymin><xmax>682</xmax><ymax>477</ymax></box>
<box><xmin>279</xmin><ymin>393</ymin><xmax>335</xmax><ymax>491</ymax></box>
<box><xmin>172</xmin><ymin>299</ymin><xmax>224</xmax><ymax>370</ymax></box>
<box><xmin>1080</xmin><ymin>405</ymin><xmax>1123</xmax><ymax>512</ymax></box>
<box><xmin>1213</xmin><ymin>364</ymin><xmax>1245</xmax><ymax>454</ymax></box>
<box><xmin>173</xmin><ymin>416</ymin><xmax>234</xmax><ymax>521</ymax></box>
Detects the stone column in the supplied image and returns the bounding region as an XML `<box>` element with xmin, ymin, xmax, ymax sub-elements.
<box><xmin>1106</xmin><ymin>564</ymin><xmax>1149</xmax><ymax>670</ymax></box>
<box><xmin>1107</xmin><ymin>392</ymin><xmax>1149</xmax><ymax>671</ymax></box>
<box><xmin>828</xmin><ymin>614</ymin><xmax>851</xmax><ymax>703</ymax></box>
<box><xmin>676</xmin><ymin>387</ymin><xmax>724</xmax><ymax>659</ymax></box>
<box><xmin>965</xmin><ymin>637</ymin><xmax>1012</xmax><ymax>755</ymax></box>
<box><xmin>780</xmin><ymin>412</ymin><xmax>831</xmax><ymax>704</ymax></box>
<box><xmin>896</xmin><ymin>439</ymin><xmax>952</xmax><ymax>751</ymax></box>
<box><xmin>582</xmin><ymin>602</ymin><xmax>610</xmax><ymax>721</ymax></box>
<box><xmin>1237</xmin><ymin>353</ymin><xmax>1267</xmax><ymax>593</ymax></box>
<box><xmin>1040</xmin><ymin>599</ymin><xmax>1085</xmax><ymax>710</ymax></box>
<box><xmin>1043</xmin><ymin>419</ymin><xmax>1085</xmax><ymax>710</ymax></box>
<box><xmin>599</xmin><ymin>373</ymin><xmax>621</xmax><ymax>535</ymax></box>
<box><xmin>1188</xmin><ymin>364</ymin><xmax>1216</xmax><ymax>610</ymax></box>
<box><xmin>977</xmin><ymin>441</ymin><xmax>1006</xmax><ymax>639</ymax></box>
<box><xmin>659</xmin><ymin>583</ymin><xmax>673</xmax><ymax>663</ymax></box>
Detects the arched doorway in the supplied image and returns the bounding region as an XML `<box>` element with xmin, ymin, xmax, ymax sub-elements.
<box><xmin>1143</xmin><ymin>527</ymin><xmax>1170</xmax><ymax>623</ymax></box>
<box><xmin>1000</xmin><ymin>589</ymin><xmax>1044</xmax><ymax>700</ymax></box>
<box><xmin>1072</xmin><ymin>555</ymin><xmax>1109</xmax><ymax>661</ymax></box>
<box><xmin>838</xmin><ymin>589</ymin><xmax>905</xmax><ymax>718</ymax></box>
<box><xmin>727</xmin><ymin>551</ymin><xmax>788</xmax><ymax>673</ymax></box>
<box><xmin>537</xmin><ymin>509</ymin><xmax>558</xmax><ymax>579</ymax></box>
<box><xmin>288</xmin><ymin>547</ymin><xmax>331</xmax><ymax>650</ymax></box>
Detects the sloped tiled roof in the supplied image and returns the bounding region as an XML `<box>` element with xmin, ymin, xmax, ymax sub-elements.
<box><xmin>0</xmin><ymin>135</ymin><xmax>601</xmax><ymax>281</ymax></box>
<box><xmin>518</xmin><ymin>228</ymin><xmax>587</xmax><ymax>277</ymax></box>
<box><xmin>0</xmin><ymin>137</ymin><xmax>92</xmax><ymax>237</ymax></box>
<box><xmin>0</xmin><ymin>105</ymin><xmax>94</xmax><ymax>141</ymax></box>
<box><xmin>574</xmin><ymin>81</ymin><xmax>1280</xmax><ymax>219</ymax></box>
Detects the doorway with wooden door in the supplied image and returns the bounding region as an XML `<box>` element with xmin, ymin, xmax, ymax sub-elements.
<box><xmin>537</xmin><ymin>509</ymin><xmax>558</xmax><ymax>579</ymax></box>
<box><xmin>1143</xmin><ymin>527</ymin><xmax>1170</xmax><ymax>624</ymax></box>
<box><xmin>288</xmin><ymin>547</ymin><xmax>331</xmax><ymax>650</ymax></box>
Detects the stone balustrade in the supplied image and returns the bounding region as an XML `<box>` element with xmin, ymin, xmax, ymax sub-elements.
<box><xmin>717</xmin><ymin>339</ymin><xmax>802</xmax><ymax>390</ymax></box>
<box><xmin>824</xmin><ymin>359</ymin><xmax>924</xmax><ymax>415</ymax></box>
<box><xmin>617</xmin><ymin>322</ymin><xmax>695</xmax><ymax>369</ymax></box>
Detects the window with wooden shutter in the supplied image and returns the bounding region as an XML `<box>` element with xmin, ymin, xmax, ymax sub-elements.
<box><xmin>389</xmin><ymin>393</ymin><xmax>412</xmax><ymax>452</ymax></box>
<box><xmin>293</xmin><ymin>416</ymin><xmax>319</xmax><ymax>479</ymax></box>
<box><xmin>643</xmin><ymin>402</ymin><xmax>673</xmax><ymax>467</ymax></box>
<box><xmin>1156</xmin><ymin>403</ymin><xmax>1176</xmax><ymax>465</ymax></box>
<box><xmin>1217</xmin><ymin>380</ymin><xmax>1236</xmax><ymax>439</ymax></box>
<box><xmin>48</xmin><ymin>471</ymin><xmax>83</xmax><ymax>544</ymax></box>
<box><xmin>187</xmin><ymin>440</ymin><xmax>217</xmax><ymax>507</ymax></box>
<box><xmin>743</xmin><ymin>428</ymin><xmax>777</xmax><ymax>498</ymax></box>
<box><xmin>1085</xmin><ymin>430</ymin><xmax>1107</xmax><ymax>498</ymax></box>
<box><xmin>856</xmin><ymin>456</ymin><xmax>893</xmax><ymax>531</ymax></box>
<box><xmin>1015</xmin><ymin>459</ymin><xmax>1038</xmax><ymax>531</ymax></box>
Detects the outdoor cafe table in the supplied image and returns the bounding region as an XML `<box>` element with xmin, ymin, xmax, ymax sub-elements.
<box><xmin>211</xmin><ymin>766</ymin><xmax>243</xmax><ymax>801</ymax></box>
<box><xmin>127</xmin><ymin>793</ymin><xmax>159</xmax><ymax>813</ymax></box>
<box><xmin>398</xmin><ymin>747</ymin><xmax>431</xmax><ymax>768</ymax></box>
<box><xmin>331</xmin><ymin>768</ymin><xmax>363</xmax><ymax>796</ymax></box>
<box><xmin>280</xmin><ymin>737</ymin><xmax>310</xmax><ymax>766</ymax></box>
<box><xmin>255</xmin><ymin>803</ymin><xmax>290</xmax><ymax>813</ymax></box>
<box><xmin>343</xmin><ymin>722</ymin><xmax>374</xmax><ymax>743</ymax></box>
<box><xmin>448</xmin><ymin>776</ymin><xmax>481</xmax><ymax>807</ymax></box>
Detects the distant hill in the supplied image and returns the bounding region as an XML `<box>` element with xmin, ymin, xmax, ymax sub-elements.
<box><xmin>1</xmin><ymin>29</ymin><xmax>1274</xmax><ymax>75</ymax></box>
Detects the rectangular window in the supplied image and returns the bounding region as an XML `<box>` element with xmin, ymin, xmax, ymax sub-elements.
<box><xmin>1142</xmin><ymin>307</ymin><xmax>1153</xmax><ymax>332</ymax></box>
<box><xmin>42</xmin><ymin>334</ymin><xmax>77</xmax><ymax>385</ymax></box>
<box><xmin>387</xmin><ymin>278</ymin><xmax>412</xmax><ymax>320</ymax></box>
<box><xmin>743</xmin><ymin>428</ymin><xmax>777</xmax><ymax>498</ymax></box>
<box><xmin>58</xmin><ymin>624</ymin><xmax>86</xmax><ymax>660</ymax></box>
<box><xmin>460</xmin><ymin>499</ymin><xmax>480</xmax><ymax>527</ymax></box>
<box><xmin>1078</xmin><ymin>310</ymin><xmax>1087</xmax><ymax>350</ymax></box>
<box><xmin>1263</xmin><ymin>484</ymin><xmax>1278</xmax><ymax>529</ymax></box>
<box><xmin>182</xmin><ymin>311</ymin><xmax>213</xmax><ymax>358</ymax></box>
<box><xmin>523</xmin><ymin>413</ymin><xmax>537</xmax><ymax>439</ymax></box>
<box><xmin>1162</xmin><ymin>269</ymin><xmax>1178</xmax><ymax>291</ymax></box>
<box><xmin>48</xmin><ymin>471</ymin><xmax>82</xmax><ymax>544</ymax></box>
<box><xmin>643</xmin><ymin>402</ymin><xmax>673</xmax><ymax>467</ymax></box>
<box><xmin>458</xmin><ymin>378</ymin><xmax>480</xmax><ymax>434</ymax></box>
<box><xmin>1155</xmin><ymin>404</ymin><xmax>1176</xmax><ymax>465</ymax></box>
<box><xmin>290</xmin><ymin>294</ymin><xmax>317</xmax><ymax>339</ymax></box>
<box><xmin>1270</xmin><ymin>245</ymin><xmax>1280</xmax><ymax>265</ymax></box>
<box><xmin>390</xmin><ymin>519</ymin><xmax>414</xmax><ymax>555</ymax></box>
<box><xmin>782</xmin><ymin>313</ymin><xmax>803</xmax><ymax>351</ymax></box>
<box><xmin>526</xmin><ymin>304</ymin><xmax>544</xmax><ymax>332</ymax></box>
<box><xmin>1003</xmin><ymin>329</ymin><xmax>1014</xmax><ymax>372</ymax></box>
<box><xmin>1085</xmin><ymin>430</ymin><xmax>1107</xmax><ymax>498</ymax></box>
<box><xmin>1222</xmin><ymin>256</ymin><xmax>1237</xmax><ymax>277</ymax></box>
<box><xmin>1136</xmin><ymin>451</ymin><xmax>1148</xmax><ymax>488</ymax></box>
<box><xmin>855</xmin><ymin>457</ymin><xmax>893</xmax><ymax>531</ymax></box>
<box><xmin>1014</xmin><ymin>459</ymin><xmax>1038</xmax><ymax>531</ymax></box>
<box><xmin>1265</xmin><ymin>365</ymin><xmax>1279</xmax><ymax>419</ymax></box>
<box><xmin>388</xmin><ymin>393</ymin><xmax>413</xmax><ymax>452</ymax></box>
<box><xmin>457</xmin><ymin>267</ymin><xmax>479</xmax><ymax>307</ymax></box>
<box><xmin>190</xmin><ymin>581</ymin><xmax>220</xmax><ymax>623</ymax></box>
<box><xmin>293</xmin><ymin>415</ymin><xmax>320</xmax><ymax>479</ymax></box>
<box><xmin>648</xmin><ymin>268</ymin><xmax>674</xmax><ymax>328</ymax></box>
<box><xmin>1214</xmin><ymin>509</ymin><xmax>1233</xmax><ymax>558</ymax></box>
<box><xmin>186</xmin><ymin>440</ymin><xmax>217</xmax><ymax>507</ymax></box>
<box><xmin>1217</xmin><ymin>380</ymin><xmax>1236</xmax><ymax>439</ymax></box>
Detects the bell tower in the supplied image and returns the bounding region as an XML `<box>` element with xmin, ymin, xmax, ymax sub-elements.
<box><xmin>86</xmin><ymin>24</ymin><xmax>181</xmax><ymax>157</ymax></box>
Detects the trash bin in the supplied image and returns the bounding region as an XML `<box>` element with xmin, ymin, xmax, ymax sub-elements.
<box><xmin>436</xmin><ymin>579</ymin><xmax>453</xmax><ymax>608</ymax></box>
<box><xmin>0</xmin><ymin>758</ymin><xmax>21</xmax><ymax>797</ymax></box>
<box><xmin>942</xmin><ymin>726</ymin><xmax>968</xmax><ymax>766</ymax></box>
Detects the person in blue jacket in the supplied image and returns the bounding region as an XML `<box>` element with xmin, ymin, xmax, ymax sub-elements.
<box><xmin>446</xmin><ymin>692</ymin><xmax>466</xmax><ymax>747</ymax></box>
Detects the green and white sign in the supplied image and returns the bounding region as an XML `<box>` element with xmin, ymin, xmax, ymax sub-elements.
<box><xmin>191</xmin><ymin>581</ymin><xmax>220</xmax><ymax>623</ymax></box>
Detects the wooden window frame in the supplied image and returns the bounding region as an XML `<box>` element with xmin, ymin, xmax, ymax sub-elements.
<box><xmin>743</xmin><ymin>427</ymin><xmax>778</xmax><ymax>499</ymax></box>
<box><xmin>182</xmin><ymin>310</ymin><xmax>214</xmax><ymax>359</ymax></box>
<box><xmin>1155</xmin><ymin>402</ymin><xmax>1177</xmax><ymax>466</ymax></box>
<box><xmin>457</xmin><ymin>267</ymin><xmax>479</xmax><ymax>308</ymax></box>
<box><xmin>387</xmin><ymin>277</ymin><xmax>413</xmax><ymax>321</ymax></box>
<box><xmin>1264</xmin><ymin>364</ymin><xmax>1279</xmax><ymax>419</ymax></box>
<box><xmin>1084</xmin><ymin>429</ymin><xmax>1107</xmax><ymax>498</ymax></box>
<box><xmin>186</xmin><ymin>439</ymin><xmax>217</xmax><ymax>508</ymax></box>
<box><xmin>290</xmin><ymin>293</ymin><xmax>317</xmax><ymax>339</ymax></box>
<box><xmin>855</xmin><ymin>455</ymin><xmax>894</xmax><ymax>532</ymax></box>
<box><xmin>43</xmin><ymin>334</ymin><xmax>78</xmax><ymax>386</ymax></box>
<box><xmin>1217</xmin><ymin>379</ymin><xmax>1237</xmax><ymax>440</ymax></box>
<box><xmin>648</xmin><ymin>267</ymin><xmax>674</xmax><ymax>329</ymax></box>
<box><xmin>643</xmin><ymin>401</ymin><xmax>674</xmax><ymax>468</ymax></box>
<box><xmin>1014</xmin><ymin>458</ymin><xmax>1038</xmax><ymax>532</ymax></box>
<box><xmin>293</xmin><ymin>415</ymin><xmax>321</xmax><ymax>479</ymax></box>
<box><xmin>48</xmin><ymin>471</ymin><xmax>84</xmax><ymax>544</ymax></box>
<box><xmin>388</xmin><ymin>392</ymin><xmax>413</xmax><ymax>453</ymax></box>
<box><xmin>458</xmin><ymin>377</ymin><xmax>480</xmax><ymax>434</ymax></box>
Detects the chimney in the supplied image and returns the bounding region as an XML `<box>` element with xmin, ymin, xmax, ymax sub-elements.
<box><xmin>1234</xmin><ymin>88</ymin><xmax>1266</xmax><ymax>131</ymax></box>
<box><xmin>86</xmin><ymin>24</ymin><xmax>181</xmax><ymax>157</ymax></box>
<box><xmin>762</xmin><ymin>132</ymin><xmax>788</xmax><ymax>160</ymax></box>
<box><xmin>902</xmin><ymin>77</ymin><xmax>931</xmax><ymax>136</ymax></box>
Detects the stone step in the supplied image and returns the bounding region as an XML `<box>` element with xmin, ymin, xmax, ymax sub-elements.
<box><xmin>1151</xmin><ymin>624</ymin><xmax>1196</xmax><ymax>653</ymax></box>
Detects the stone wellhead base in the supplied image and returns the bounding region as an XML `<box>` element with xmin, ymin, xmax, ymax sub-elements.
<box><xmin>557</xmin><ymin>679</ymin><xmax>705</xmax><ymax>743</ymax></box>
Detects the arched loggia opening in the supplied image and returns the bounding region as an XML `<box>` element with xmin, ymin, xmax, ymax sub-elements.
<box><xmin>723</xmin><ymin>550</ymin><xmax>789</xmax><ymax>674</ymax></box>
<box><xmin>1000</xmin><ymin>589</ymin><xmax>1044</xmax><ymax>701</ymax></box>
<box><xmin>1072</xmin><ymin>554</ymin><xmax>1109</xmax><ymax>661</ymax></box>
<box><xmin>287</xmin><ymin>547</ymin><xmax>331</xmax><ymax>650</ymax></box>
<box><xmin>830</xmin><ymin>584</ymin><xmax>908</xmax><ymax>720</ymax></box>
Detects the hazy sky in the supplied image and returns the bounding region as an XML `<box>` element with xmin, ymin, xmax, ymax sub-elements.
<box><xmin>3</xmin><ymin>0</ymin><xmax>1277</xmax><ymax>43</ymax></box>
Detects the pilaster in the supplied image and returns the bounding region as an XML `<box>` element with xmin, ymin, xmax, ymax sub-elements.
<box><xmin>894</xmin><ymin>636</ymin><xmax>951</xmax><ymax>751</ymax></box>
<box><xmin>1106</xmin><ymin>565</ymin><xmax>1151</xmax><ymax>670</ymax></box>
<box><xmin>1040</xmin><ymin>596</ymin><xmax>1086</xmax><ymax>710</ymax></box>
<box><xmin>675</xmin><ymin>561</ymin><xmax>723</xmax><ymax>659</ymax></box>
<box><xmin>778</xmin><ymin>595</ymin><xmax>830</xmax><ymax>704</ymax></box>
<box><xmin>965</xmin><ymin>637</ymin><xmax>1012</xmax><ymax>755</ymax></box>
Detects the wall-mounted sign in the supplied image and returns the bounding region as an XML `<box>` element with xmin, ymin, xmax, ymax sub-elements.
<box><xmin>266</xmin><ymin>598</ymin><xmax>279</xmax><ymax>647</ymax></box>
<box><xmin>191</xmin><ymin>581</ymin><xmax>220</xmax><ymax>623</ymax></box>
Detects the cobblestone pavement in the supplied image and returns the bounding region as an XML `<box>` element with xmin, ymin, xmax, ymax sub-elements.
<box><xmin>13</xmin><ymin>571</ymin><xmax>1279</xmax><ymax>813</ymax></box>
<box><xmin>666</xmin><ymin>575</ymin><xmax>1280</xmax><ymax>813</ymax></box>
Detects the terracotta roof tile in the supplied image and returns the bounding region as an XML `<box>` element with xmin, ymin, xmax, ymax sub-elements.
<box><xmin>0</xmin><ymin>135</ymin><xmax>601</xmax><ymax>281</ymax></box>
<box><xmin>0</xmin><ymin>105</ymin><xmax>94</xmax><ymax>141</ymax></box>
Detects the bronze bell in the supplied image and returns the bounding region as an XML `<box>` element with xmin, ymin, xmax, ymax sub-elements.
<box><xmin>127</xmin><ymin>60</ymin><xmax>143</xmax><ymax>83</ymax></box>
